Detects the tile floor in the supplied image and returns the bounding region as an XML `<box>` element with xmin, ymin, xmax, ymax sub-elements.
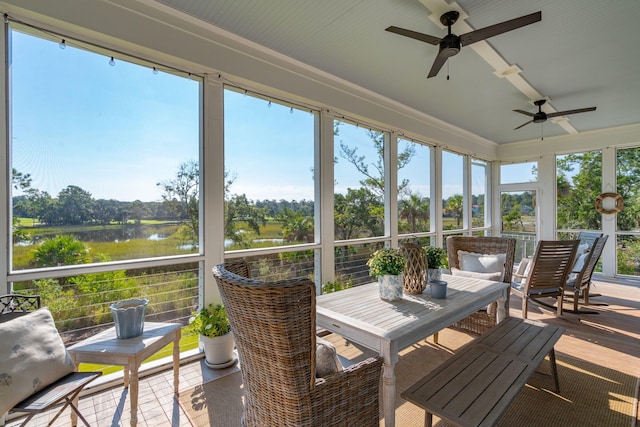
<box><xmin>4</xmin><ymin>355</ymin><xmax>240</xmax><ymax>427</ymax></box>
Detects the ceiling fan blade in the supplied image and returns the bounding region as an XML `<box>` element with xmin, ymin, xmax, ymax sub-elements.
<box><xmin>546</xmin><ymin>106</ymin><xmax>597</xmax><ymax>118</ymax></box>
<box><xmin>514</xmin><ymin>120</ymin><xmax>533</xmax><ymax>130</ymax></box>
<box><xmin>460</xmin><ymin>11</ymin><xmax>541</xmax><ymax>46</ymax></box>
<box><xmin>513</xmin><ymin>109</ymin><xmax>535</xmax><ymax>117</ymax></box>
<box><xmin>427</xmin><ymin>51</ymin><xmax>449</xmax><ymax>78</ymax></box>
<box><xmin>385</xmin><ymin>26</ymin><xmax>441</xmax><ymax>45</ymax></box>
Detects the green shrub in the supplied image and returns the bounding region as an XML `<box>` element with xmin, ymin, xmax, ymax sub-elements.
<box><xmin>187</xmin><ymin>304</ymin><xmax>231</xmax><ymax>338</ymax></box>
<box><xmin>367</xmin><ymin>248</ymin><xmax>406</xmax><ymax>277</ymax></box>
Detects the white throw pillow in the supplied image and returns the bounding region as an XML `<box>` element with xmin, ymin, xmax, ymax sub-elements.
<box><xmin>316</xmin><ymin>336</ymin><xmax>343</xmax><ymax>378</ymax></box>
<box><xmin>519</xmin><ymin>259</ymin><xmax>533</xmax><ymax>287</ymax></box>
<box><xmin>570</xmin><ymin>243</ymin><xmax>590</xmax><ymax>273</ymax></box>
<box><xmin>450</xmin><ymin>267</ymin><xmax>503</xmax><ymax>282</ymax></box>
<box><xmin>0</xmin><ymin>308</ymin><xmax>75</xmax><ymax>416</ymax></box>
<box><xmin>457</xmin><ymin>250</ymin><xmax>506</xmax><ymax>280</ymax></box>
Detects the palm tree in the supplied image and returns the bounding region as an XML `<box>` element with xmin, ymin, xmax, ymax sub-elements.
<box><xmin>445</xmin><ymin>194</ymin><xmax>464</xmax><ymax>227</ymax></box>
<box><xmin>399</xmin><ymin>194</ymin><xmax>429</xmax><ymax>233</ymax></box>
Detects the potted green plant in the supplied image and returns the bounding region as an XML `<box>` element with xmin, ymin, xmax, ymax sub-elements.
<box><xmin>188</xmin><ymin>303</ymin><xmax>235</xmax><ymax>368</ymax></box>
<box><xmin>424</xmin><ymin>246</ymin><xmax>447</xmax><ymax>282</ymax></box>
<box><xmin>367</xmin><ymin>247</ymin><xmax>406</xmax><ymax>301</ymax></box>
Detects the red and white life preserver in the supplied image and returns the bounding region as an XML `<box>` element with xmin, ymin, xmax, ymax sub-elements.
<box><xmin>594</xmin><ymin>192</ymin><xmax>623</xmax><ymax>215</ymax></box>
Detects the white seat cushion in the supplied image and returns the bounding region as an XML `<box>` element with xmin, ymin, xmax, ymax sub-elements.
<box><xmin>450</xmin><ymin>267</ymin><xmax>503</xmax><ymax>282</ymax></box>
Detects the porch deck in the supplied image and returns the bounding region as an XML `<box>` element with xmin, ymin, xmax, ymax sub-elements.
<box><xmin>5</xmin><ymin>278</ymin><xmax>640</xmax><ymax>427</ymax></box>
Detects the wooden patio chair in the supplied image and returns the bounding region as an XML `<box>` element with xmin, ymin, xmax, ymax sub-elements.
<box><xmin>212</xmin><ymin>262</ymin><xmax>383</xmax><ymax>427</ymax></box>
<box><xmin>576</xmin><ymin>231</ymin><xmax>603</xmax><ymax>249</ymax></box>
<box><xmin>0</xmin><ymin>294</ymin><xmax>101</xmax><ymax>427</ymax></box>
<box><xmin>510</xmin><ymin>240</ymin><xmax>579</xmax><ymax>319</ymax></box>
<box><xmin>564</xmin><ymin>235</ymin><xmax>609</xmax><ymax>314</ymax></box>
<box><xmin>446</xmin><ymin>236</ymin><xmax>516</xmax><ymax>334</ymax></box>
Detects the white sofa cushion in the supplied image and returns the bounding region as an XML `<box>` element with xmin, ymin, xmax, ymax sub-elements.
<box><xmin>0</xmin><ymin>308</ymin><xmax>75</xmax><ymax>416</ymax></box>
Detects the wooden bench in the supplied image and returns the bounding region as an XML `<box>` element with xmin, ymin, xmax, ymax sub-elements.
<box><xmin>401</xmin><ymin>317</ymin><xmax>564</xmax><ymax>427</ymax></box>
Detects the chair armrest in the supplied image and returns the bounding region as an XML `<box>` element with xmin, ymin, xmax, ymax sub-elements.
<box><xmin>311</xmin><ymin>356</ymin><xmax>383</xmax><ymax>425</ymax></box>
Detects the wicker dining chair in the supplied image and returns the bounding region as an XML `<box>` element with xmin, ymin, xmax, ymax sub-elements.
<box><xmin>510</xmin><ymin>240</ymin><xmax>579</xmax><ymax>318</ymax></box>
<box><xmin>212</xmin><ymin>262</ymin><xmax>383</xmax><ymax>427</ymax></box>
<box><xmin>446</xmin><ymin>236</ymin><xmax>516</xmax><ymax>334</ymax></box>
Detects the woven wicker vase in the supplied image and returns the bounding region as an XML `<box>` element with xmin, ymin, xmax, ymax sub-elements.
<box><xmin>400</xmin><ymin>241</ymin><xmax>428</xmax><ymax>294</ymax></box>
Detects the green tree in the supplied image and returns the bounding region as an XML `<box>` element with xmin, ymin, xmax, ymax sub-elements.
<box><xmin>24</xmin><ymin>189</ymin><xmax>56</xmax><ymax>225</ymax></box>
<box><xmin>556</xmin><ymin>152</ymin><xmax>602</xmax><ymax>230</ymax></box>
<box><xmin>57</xmin><ymin>185</ymin><xmax>95</xmax><ymax>225</ymax></box>
<box><xmin>93</xmin><ymin>199</ymin><xmax>120</xmax><ymax>225</ymax></box>
<box><xmin>225</xmin><ymin>194</ymin><xmax>267</xmax><ymax>248</ymax></box>
<box><xmin>399</xmin><ymin>193</ymin><xmax>429</xmax><ymax>233</ymax></box>
<box><xmin>616</xmin><ymin>147</ymin><xmax>640</xmax><ymax>231</ymax></box>
<box><xmin>334</xmin><ymin>188</ymin><xmax>383</xmax><ymax>239</ymax></box>
<box><xmin>158</xmin><ymin>160</ymin><xmax>200</xmax><ymax>242</ymax></box>
<box><xmin>338</xmin><ymin>129</ymin><xmax>415</xmax><ymax>199</ymax></box>
<box><xmin>276</xmin><ymin>207</ymin><xmax>314</xmax><ymax>243</ymax></box>
<box><xmin>11</xmin><ymin>168</ymin><xmax>33</xmax><ymax>241</ymax></box>
<box><xmin>445</xmin><ymin>194</ymin><xmax>464</xmax><ymax>227</ymax></box>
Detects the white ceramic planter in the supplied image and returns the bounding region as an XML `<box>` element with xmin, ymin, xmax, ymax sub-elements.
<box><xmin>201</xmin><ymin>332</ymin><xmax>235</xmax><ymax>368</ymax></box>
<box><xmin>378</xmin><ymin>274</ymin><xmax>403</xmax><ymax>301</ymax></box>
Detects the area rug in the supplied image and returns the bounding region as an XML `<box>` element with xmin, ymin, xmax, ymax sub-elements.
<box><xmin>179</xmin><ymin>329</ymin><xmax>639</xmax><ymax>427</ymax></box>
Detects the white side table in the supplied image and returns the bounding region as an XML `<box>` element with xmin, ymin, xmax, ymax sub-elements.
<box><xmin>67</xmin><ymin>322</ymin><xmax>181</xmax><ymax>426</ymax></box>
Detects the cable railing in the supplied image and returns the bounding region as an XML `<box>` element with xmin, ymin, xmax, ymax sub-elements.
<box><xmin>11</xmin><ymin>264</ymin><xmax>199</xmax><ymax>346</ymax></box>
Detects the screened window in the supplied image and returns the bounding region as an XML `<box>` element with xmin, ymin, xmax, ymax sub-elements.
<box><xmin>471</xmin><ymin>159</ymin><xmax>488</xmax><ymax>230</ymax></box>
<box><xmin>442</xmin><ymin>150</ymin><xmax>464</xmax><ymax>231</ymax></box>
<box><xmin>397</xmin><ymin>138</ymin><xmax>430</xmax><ymax>235</ymax></box>
<box><xmin>223</xmin><ymin>89</ymin><xmax>316</xmax><ymax>250</ymax></box>
<box><xmin>616</xmin><ymin>147</ymin><xmax>640</xmax><ymax>233</ymax></box>
<box><xmin>10</xmin><ymin>28</ymin><xmax>200</xmax><ymax>271</ymax></box>
<box><xmin>500</xmin><ymin>161</ymin><xmax>538</xmax><ymax>184</ymax></box>
<box><xmin>333</xmin><ymin>120</ymin><xmax>386</xmax><ymax>240</ymax></box>
<box><xmin>616</xmin><ymin>146</ymin><xmax>640</xmax><ymax>277</ymax></box>
<box><xmin>556</xmin><ymin>151</ymin><xmax>602</xmax><ymax>231</ymax></box>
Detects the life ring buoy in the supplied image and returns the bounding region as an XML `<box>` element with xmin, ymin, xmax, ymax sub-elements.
<box><xmin>595</xmin><ymin>192</ymin><xmax>623</xmax><ymax>214</ymax></box>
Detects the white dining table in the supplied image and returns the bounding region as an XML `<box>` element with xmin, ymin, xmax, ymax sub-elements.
<box><xmin>316</xmin><ymin>274</ymin><xmax>510</xmax><ymax>427</ymax></box>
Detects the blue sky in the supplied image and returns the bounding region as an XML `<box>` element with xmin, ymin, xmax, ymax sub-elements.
<box><xmin>11</xmin><ymin>29</ymin><xmax>199</xmax><ymax>202</ymax></box>
<box><xmin>11</xmin><ymin>27</ymin><xmax>489</xmax><ymax>204</ymax></box>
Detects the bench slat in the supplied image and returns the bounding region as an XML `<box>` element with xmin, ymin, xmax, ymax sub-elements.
<box><xmin>401</xmin><ymin>318</ymin><xmax>564</xmax><ymax>427</ymax></box>
<box><xmin>445</xmin><ymin>352</ymin><xmax>528</xmax><ymax>425</ymax></box>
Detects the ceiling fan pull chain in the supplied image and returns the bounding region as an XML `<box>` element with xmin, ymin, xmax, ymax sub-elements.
<box><xmin>447</xmin><ymin>62</ymin><xmax>450</xmax><ymax>80</ymax></box>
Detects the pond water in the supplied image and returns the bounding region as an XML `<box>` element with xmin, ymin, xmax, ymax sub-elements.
<box><xmin>14</xmin><ymin>224</ymin><xmax>176</xmax><ymax>246</ymax></box>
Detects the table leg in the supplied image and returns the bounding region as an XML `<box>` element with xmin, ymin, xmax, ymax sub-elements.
<box><xmin>130</xmin><ymin>364</ymin><xmax>139</xmax><ymax>426</ymax></box>
<box><xmin>123</xmin><ymin>365</ymin><xmax>130</xmax><ymax>388</ymax></box>
<box><xmin>173</xmin><ymin>330</ymin><xmax>180</xmax><ymax>397</ymax></box>
<box><xmin>496</xmin><ymin>290</ymin><xmax>509</xmax><ymax>323</ymax></box>
<box><xmin>382</xmin><ymin>360</ymin><xmax>396</xmax><ymax>427</ymax></box>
